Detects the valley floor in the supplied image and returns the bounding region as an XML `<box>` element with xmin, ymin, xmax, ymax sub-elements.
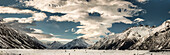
<box><xmin>0</xmin><ymin>49</ymin><xmax>169</xmax><ymax>55</ymax></box>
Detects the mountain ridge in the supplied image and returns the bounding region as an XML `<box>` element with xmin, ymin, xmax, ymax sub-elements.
<box><xmin>0</xmin><ymin>23</ymin><xmax>46</xmax><ymax>49</ymax></box>
<box><xmin>59</xmin><ymin>37</ymin><xmax>94</xmax><ymax>49</ymax></box>
<box><xmin>89</xmin><ymin>20</ymin><xmax>170</xmax><ymax>50</ymax></box>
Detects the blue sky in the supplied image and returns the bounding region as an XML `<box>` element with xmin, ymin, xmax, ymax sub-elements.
<box><xmin>0</xmin><ymin>0</ymin><xmax>170</xmax><ymax>41</ymax></box>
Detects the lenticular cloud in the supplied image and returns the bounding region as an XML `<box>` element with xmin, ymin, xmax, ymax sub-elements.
<box><xmin>20</xmin><ymin>0</ymin><xmax>143</xmax><ymax>38</ymax></box>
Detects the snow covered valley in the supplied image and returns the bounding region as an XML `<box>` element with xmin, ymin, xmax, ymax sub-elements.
<box><xmin>0</xmin><ymin>49</ymin><xmax>169</xmax><ymax>55</ymax></box>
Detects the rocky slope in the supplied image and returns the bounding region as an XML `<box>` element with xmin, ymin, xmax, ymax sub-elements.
<box><xmin>0</xmin><ymin>23</ymin><xmax>46</xmax><ymax>49</ymax></box>
<box><xmin>90</xmin><ymin>20</ymin><xmax>170</xmax><ymax>50</ymax></box>
<box><xmin>59</xmin><ymin>38</ymin><xmax>94</xmax><ymax>49</ymax></box>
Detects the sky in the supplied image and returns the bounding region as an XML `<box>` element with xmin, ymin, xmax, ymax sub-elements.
<box><xmin>0</xmin><ymin>0</ymin><xmax>170</xmax><ymax>42</ymax></box>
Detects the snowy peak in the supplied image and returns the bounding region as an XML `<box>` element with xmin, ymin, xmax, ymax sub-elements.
<box><xmin>59</xmin><ymin>38</ymin><xmax>94</xmax><ymax>49</ymax></box>
<box><xmin>163</xmin><ymin>20</ymin><xmax>170</xmax><ymax>25</ymax></box>
<box><xmin>124</xmin><ymin>26</ymin><xmax>152</xmax><ymax>39</ymax></box>
<box><xmin>153</xmin><ymin>20</ymin><xmax>170</xmax><ymax>32</ymax></box>
<box><xmin>108</xmin><ymin>26</ymin><xmax>153</xmax><ymax>41</ymax></box>
<box><xmin>90</xmin><ymin>20</ymin><xmax>170</xmax><ymax>50</ymax></box>
<box><xmin>50</xmin><ymin>41</ymin><xmax>63</xmax><ymax>49</ymax></box>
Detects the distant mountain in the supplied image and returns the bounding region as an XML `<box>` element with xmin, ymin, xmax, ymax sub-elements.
<box><xmin>0</xmin><ymin>23</ymin><xmax>46</xmax><ymax>49</ymax></box>
<box><xmin>59</xmin><ymin>38</ymin><xmax>94</xmax><ymax>49</ymax></box>
<box><xmin>48</xmin><ymin>41</ymin><xmax>63</xmax><ymax>49</ymax></box>
<box><xmin>90</xmin><ymin>20</ymin><xmax>170</xmax><ymax>50</ymax></box>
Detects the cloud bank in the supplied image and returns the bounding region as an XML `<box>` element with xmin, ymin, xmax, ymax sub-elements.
<box><xmin>30</xmin><ymin>28</ymin><xmax>44</xmax><ymax>33</ymax></box>
<box><xmin>19</xmin><ymin>0</ymin><xmax>143</xmax><ymax>38</ymax></box>
<box><xmin>0</xmin><ymin>6</ymin><xmax>34</xmax><ymax>13</ymax></box>
<box><xmin>27</xmin><ymin>33</ymin><xmax>71</xmax><ymax>42</ymax></box>
<box><xmin>0</xmin><ymin>6</ymin><xmax>47</xmax><ymax>23</ymax></box>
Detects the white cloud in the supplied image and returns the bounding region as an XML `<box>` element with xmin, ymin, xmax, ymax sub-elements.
<box><xmin>49</xmin><ymin>11</ymin><xmax>141</xmax><ymax>38</ymax></box>
<box><xmin>31</xmin><ymin>13</ymin><xmax>47</xmax><ymax>21</ymax></box>
<box><xmin>64</xmin><ymin>28</ymin><xmax>76</xmax><ymax>32</ymax></box>
<box><xmin>0</xmin><ymin>6</ymin><xmax>47</xmax><ymax>23</ymax></box>
<box><xmin>27</xmin><ymin>33</ymin><xmax>70</xmax><ymax>41</ymax></box>
<box><xmin>19</xmin><ymin>0</ymin><xmax>143</xmax><ymax>38</ymax></box>
<box><xmin>20</xmin><ymin>0</ymin><xmax>141</xmax><ymax>14</ymax></box>
<box><xmin>3</xmin><ymin>18</ymin><xmax>35</xmax><ymax>23</ymax></box>
<box><xmin>0</xmin><ymin>6</ymin><xmax>35</xmax><ymax>13</ymax></box>
<box><xmin>40</xmin><ymin>37</ymin><xmax>72</xmax><ymax>42</ymax></box>
<box><xmin>134</xmin><ymin>18</ymin><xmax>144</xmax><ymax>23</ymax></box>
<box><xmin>71</xmin><ymin>28</ymin><xmax>76</xmax><ymax>32</ymax></box>
<box><xmin>27</xmin><ymin>33</ymin><xmax>54</xmax><ymax>39</ymax></box>
<box><xmin>30</xmin><ymin>28</ymin><xmax>44</xmax><ymax>33</ymax></box>
<box><xmin>49</xmin><ymin>33</ymin><xmax>61</xmax><ymax>37</ymax></box>
<box><xmin>2</xmin><ymin>12</ymin><xmax>47</xmax><ymax>23</ymax></box>
<box><xmin>65</xmin><ymin>29</ymin><xmax>69</xmax><ymax>32</ymax></box>
<box><xmin>136</xmin><ymin>0</ymin><xmax>149</xmax><ymax>3</ymax></box>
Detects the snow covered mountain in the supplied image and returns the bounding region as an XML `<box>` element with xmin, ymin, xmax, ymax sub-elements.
<box><xmin>90</xmin><ymin>20</ymin><xmax>170</xmax><ymax>50</ymax></box>
<box><xmin>59</xmin><ymin>38</ymin><xmax>94</xmax><ymax>49</ymax></box>
<box><xmin>0</xmin><ymin>23</ymin><xmax>46</xmax><ymax>49</ymax></box>
<box><xmin>47</xmin><ymin>41</ymin><xmax>63</xmax><ymax>49</ymax></box>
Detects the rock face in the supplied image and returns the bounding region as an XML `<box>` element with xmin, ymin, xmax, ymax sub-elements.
<box><xmin>59</xmin><ymin>38</ymin><xmax>94</xmax><ymax>49</ymax></box>
<box><xmin>0</xmin><ymin>23</ymin><xmax>46</xmax><ymax>49</ymax></box>
<box><xmin>90</xmin><ymin>20</ymin><xmax>170</xmax><ymax>50</ymax></box>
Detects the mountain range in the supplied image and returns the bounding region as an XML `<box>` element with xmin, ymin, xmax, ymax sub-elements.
<box><xmin>89</xmin><ymin>20</ymin><xmax>170</xmax><ymax>50</ymax></box>
<box><xmin>59</xmin><ymin>37</ymin><xmax>94</xmax><ymax>49</ymax></box>
<box><xmin>0</xmin><ymin>20</ymin><xmax>169</xmax><ymax>50</ymax></box>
